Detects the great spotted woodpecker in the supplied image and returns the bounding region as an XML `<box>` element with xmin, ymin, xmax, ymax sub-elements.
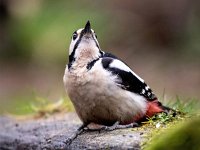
<box><xmin>63</xmin><ymin>21</ymin><xmax>172</xmax><ymax>131</ymax></box>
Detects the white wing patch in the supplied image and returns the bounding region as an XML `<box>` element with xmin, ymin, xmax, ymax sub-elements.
<box><xmin>145</xmin><ymin>86</ymin><xmax>150</xmax><ymax>90</ymax></box>
<box><xmin>109</xmin><ymin>59</ymin><xmax>144</xmax><ymax>83</ymax></box>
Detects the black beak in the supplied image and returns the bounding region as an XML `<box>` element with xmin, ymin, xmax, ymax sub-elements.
<box><xmin>84</xmin><ymin>20</ymin><xmax>91</xmax><ymax>33</ymax></box>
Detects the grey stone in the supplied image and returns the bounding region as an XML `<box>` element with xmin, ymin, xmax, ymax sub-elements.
<box><xmin>0</xmin><ymin>113</ymin><xmax>146</xmax><ymax>150</ymax></box>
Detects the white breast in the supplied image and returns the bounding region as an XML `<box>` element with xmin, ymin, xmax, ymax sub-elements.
<box><xmin>63</xmin><ymin>60</ymin><xmax>147</xmax><ymax>124</ymax></box>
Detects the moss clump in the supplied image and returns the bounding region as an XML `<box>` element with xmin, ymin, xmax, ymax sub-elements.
<box><xmin>141</xmin><ymin>98</ymin><xmax>200</xmax><ymax>149</ymax></box>
<box><xmin>145</xmin><ymin>117</ymin><xmax>200</xmax><ymax>150</ymax></box>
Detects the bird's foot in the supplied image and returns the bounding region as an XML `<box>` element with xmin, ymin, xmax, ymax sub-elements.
<box><xmin>102</xmin><ymin>121</ymin><xmax>139</xmax><ymax>131</ymax></box>
<box><xmin>85</xmin><ymin>121</ymin><xmax>138</xmax><ymax>131</ymax></box>
<box><xmin>64</xmin><ymin>124</ymin><xmax>86</xmax><ymax>145</ymax></box>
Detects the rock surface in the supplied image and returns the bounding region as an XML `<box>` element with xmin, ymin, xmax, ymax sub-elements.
<box><xmin>0</xmin><ymin>113</ymin><xmax>147</xmax><ymax>150</ymax></box>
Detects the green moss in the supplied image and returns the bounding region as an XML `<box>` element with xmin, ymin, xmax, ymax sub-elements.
<box><xmin>141</xmin><ymin>116</ymin><xmax>186</xmax><ymax>149</ymax></box>
<box><xmin>141</xmin><ymin>98</ymin><xmax>200</xmax><ymax>150</ymax></box>
<box><xmin>144</xmin><ymin>118</ymin><xmax>200</xmax><ymax>150</ymax></box>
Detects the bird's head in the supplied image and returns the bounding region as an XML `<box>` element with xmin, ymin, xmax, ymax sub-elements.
<box><xmin>68</xmin><ymin>21</ymin><xmax>103</xmax><ymax>69</ymax></box>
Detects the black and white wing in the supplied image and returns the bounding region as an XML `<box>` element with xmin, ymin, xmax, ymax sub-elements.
<box><xmin>101</xmin><ymin>57</ymin><xmax>157</xmax><ymax>101</ymax></box>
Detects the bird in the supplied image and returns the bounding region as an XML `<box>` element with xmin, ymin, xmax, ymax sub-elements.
<box><xmin>63</xmin><ymin>21</ymin><xmax>173</xmax><ymax>131</ymax></box>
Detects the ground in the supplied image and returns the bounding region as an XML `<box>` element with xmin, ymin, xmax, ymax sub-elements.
<box><xmin>0</xmin><ymin>113</ymin><xmax>143</xmax><ymax>150</ymax></box>
<box><xmin>0</xmin><ymin>98</ymin><xmax>199</xmax><ymax>150</ymax></box>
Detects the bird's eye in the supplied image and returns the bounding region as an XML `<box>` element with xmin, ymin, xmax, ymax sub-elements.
<box><xmin>72</xmin><ymin>33</ymin><xmax>78</xmax><ymax>40</ymax></box>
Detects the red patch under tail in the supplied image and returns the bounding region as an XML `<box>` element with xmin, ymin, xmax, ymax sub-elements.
<box><xmin>122</xmin><ymin>100</ymin><xmax>170</xmax><ymax>124</ymax></box>
<box><xmin>145</xmin><ymin>100</ymin><xmax>164</xmax><ymax>118</ymax></box>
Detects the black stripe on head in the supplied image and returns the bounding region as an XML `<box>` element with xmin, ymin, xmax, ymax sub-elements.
<box><xmin>68</xmin><ymin>30</ymin><xmax>85</xmax><ymax>69</ymax></box>
<box><xmin>68</xmin><ymin>29</ymin><xmax>101</xmax><ymax>69</ymax></box>
<box><xmin>92</xmin><ymin>34</ymin><xmax>100</xmax><ymax>49</ymax></box>
<box><xmin>91</xmin><ymin>33</ymin><xmax>104</xmax><ymax>57</ymax></box>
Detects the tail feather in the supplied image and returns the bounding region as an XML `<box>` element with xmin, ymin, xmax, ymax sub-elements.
<box><xmin>160</xmin><ymin>104</ymin><xmax>177</xmax><ymax>117</ymax></box>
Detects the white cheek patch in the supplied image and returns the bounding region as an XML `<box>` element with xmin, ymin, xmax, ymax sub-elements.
<box><xmin>69</xmin><ymin>40</ymin><xmax>77</xmax><ymax>55</ymax></box>
<box><xmin>77</xmin><ymin>28</ymin><xmax>83</xmax><ymax>34</ymax></box>
<box><xmin>69</xmin><ymin>28</ymin><xmax>98</xmax><ymax>56</ymax></box>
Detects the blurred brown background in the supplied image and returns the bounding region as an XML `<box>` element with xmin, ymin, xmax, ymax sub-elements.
<box><xmin>0</xmin><ymin>0</ymin><xmax>200</xmax><ymax>114</ymax></box>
